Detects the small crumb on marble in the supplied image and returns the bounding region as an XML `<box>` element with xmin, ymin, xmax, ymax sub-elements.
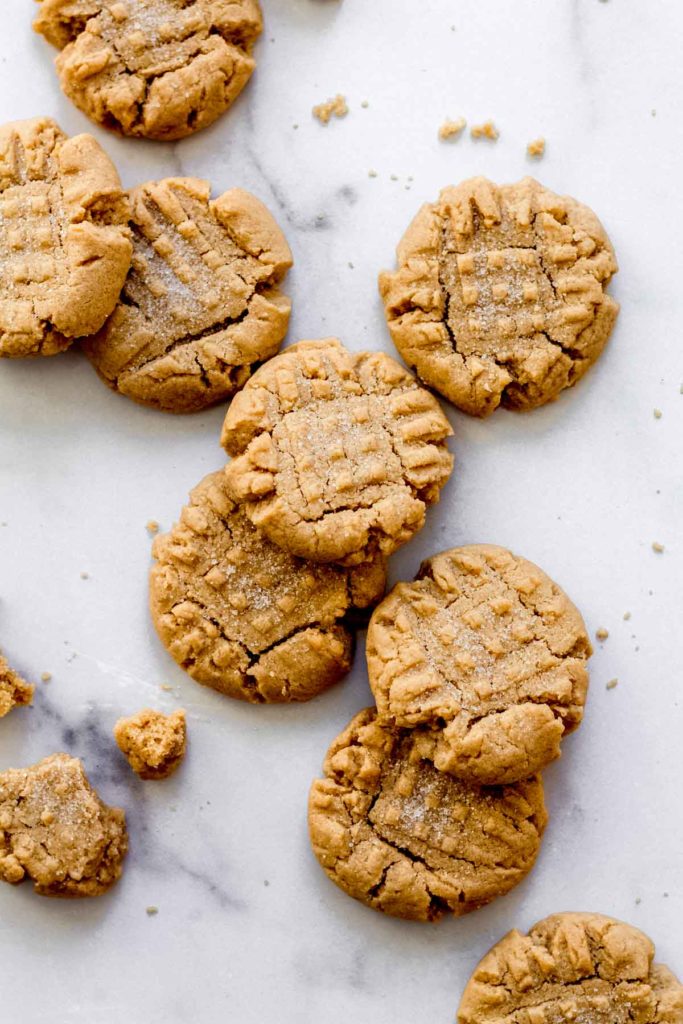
<box><xmin>348</xmin><ymin>261</ymin><xmax>354</xmax><ymax>269</ymax></box>
<box><xmin>438</xmin><ymin>117</ymin><xmax>466</xmax><ymax>141</ymax></box>
<box><xmin>361</xmin><ymin>100</ymin><xmax>369</xmax><ymax>109</ymax></box>
<box><xmin>114</xmin><ymin>708</ymin><xmax>187</xmax><ymax>780</ymax></box>
<box><xmin>312</xmin><ymin>94</ymin><xmax>348</xmax><ymax>125</ymax></box>
<box><xmin>471</xmin><ymin>120</ymin><xmax>499</xmax><ymax>141</ymax></box>
<box><xmin>146</xmin><ymin>906</ymin><xmax>159</xmax><ymax>916</ymax></box>
<box><xmin>596</xmin><ymin>627</ymin><xmax>609</xmax><ymax>641</ymax></box>
<box><xmin>527</xmin><ymin>137</ymin><xmax>546</xmax><ymax>158</ymax></box>
<box><xmin>390</xmin><ymin>174</ymin><xmax>398</xmax><ymax>181</ymax></box>
<box><xmin>652</xmin><ymin>541</ymin><xmax>665</xmax><ymax>553</ymax></box>
<box><xmin>160</xmin><ymin>684</ymin><xmax>173</xmax><ymax>692</ymax></box>
<box><xmin>606</xmin><ymin>678</ymin><xmax>619</xmax><ymax>690</ymax></box>
<box><xmin>635</xmin><ymin>897</ymin><xmax>642</xmax><ymax>905</ymax></box>
<box><xmin>80</xmin><ymin>571</ymin><xmax>89</xmax><ymax>580</ymax></box>
<box><xmin>368</xmin><ymin>169</ymin><xmax>378</xmax><ymax>178</ymax></box>
<box><xmin>146</xmin><ymin>520</ymin><xmax>159</xmax><ymax>535</ymax></box>
<box><xmin>41</xmin><ymin>672</ymin><xmax>52</xmax><ymax>683</ymax></box>
<box><xmin>653</xmin><ymin>408</ymin><xmax>662</xmax><ymax>419</ymax></box>
<box><xmin>623</xmin><ymin>611</ymin><xmax>631</xmax><ymax>621</ymax></box>
<box><xmin>293</xmin><ymin>124</ymin><xmax>299</xmax><ymax>130</ymax></box>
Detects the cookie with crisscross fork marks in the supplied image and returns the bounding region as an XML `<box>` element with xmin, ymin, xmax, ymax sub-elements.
<box><xmin>221</xmin><ymin>338</ymin><xmax>454</xmax><ymax>566</ymax></box>
<box><xmin>457</xmin><ymin>913</ymin><xmax>683</xmax><ymax>1024</ymax></box>
<box><xmin>308</xmin><ymin>708</ymin><xmax>547</xmax><ymax>921</ymax></box>
<box><xmin>150</xmin><ymin>470</ymin><xmax>386</xmax><ymax>702</ymax></box>
<box><xmin>0</xmin><ymin>117</ymin><xmax>131</xmax><ymax>357</ymax></box>
<box><xmin>367</xmin><ymin>545</ymin><xmax>591</xmax><ymax>784</ymax></box>
<box><xmin>83</xmin><ymin>177</ymin><xmax>292</xmax><ymax>412</ymax></box>
<box><xmin>34</xmin><ymin>0</ymin><xmax>262</xmax><ymax>140</ymax></box>
<box><xmin>380</xmin><ymin>176</ymin><xmax>619</xmax><ymax>416</ymax></box>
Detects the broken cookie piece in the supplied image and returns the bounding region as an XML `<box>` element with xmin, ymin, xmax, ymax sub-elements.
<box><xmin>0</xmin><ymin>753</ymin><xmax>128</xmax><ymax>897</ymax></box>
<box><xmin>0</xmin><ymin>656</ymin><xmax>34</xmax><ymax>718</ymax></box>
<box><xmin>114</xmin><ymin>708</ymin><xmax>187</xmax><ymax>780</ymax></box>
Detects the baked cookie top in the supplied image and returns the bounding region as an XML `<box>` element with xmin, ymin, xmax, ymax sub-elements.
<box><xmin>0</xmin><ymin>753</ymin><xmax>128</xmax><ymax>897</ymax></box>
<box><xmin>0</xmin><ymin>655</ymin><xmax>34</xmax><ymax>718</ymax></box>
<box><xmin>308</xmin><ymin>708</ymin><xmax>547</xmax><ymax>921</ymax></box>
<box><xmin>34</xmin><ymin>0</ymin><xmax>262</xmax><ymax>141</ymax></box>
<box><xmin>0</xmin><ymin>117</ymin><xmax>131</xmax><ymax>358</ymax></box>
<box><xmin>114</xmin><ymin>708</ymin><xmax>187</xmax><ymax>780</ymax></box>
<box><xmin>150</xmin><ymin>470</ymin><xmax>386</xmax><ymax>703</ymax></box>
<box><xmin>222</xmin><ymin>338</ymin><xmax>454</xmax><ymax>566</ymax></box>
<box><xmin>83</xmin><ymin>177</ymin><xmax>292</xmax><ymax>413</ymax></box>
<box><xmin>367</xmin><ymin>545</ymin><xmax>591</xmax><ymax>784</ymax></box>
<box><xmin>457</xmin><ymin>912</ymin><xmax>683</xmax><ymax>1024</ymax></box>
<box><xmin>379</xmin><ymin>176</ymin><xmax>619</xmax><ymax>416</ymax></box>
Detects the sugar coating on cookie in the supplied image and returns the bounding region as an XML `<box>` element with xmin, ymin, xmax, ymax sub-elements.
<box><xmin>308</xmin><ymin>708</ymin><xmax>547</xmax><ymax>922</ymax></box>
<box><xmin>0</xmin><ymin>753</ymin><xmax>128</xmax><ymax>897</ymax></box>
<box><xmin>34</xmin><ymin>0</ymin><xmax>263</xmax><ymax>141</ymax></box>
<box><xmin>0</xmin><ymin>117</ymin><xmax>131</xmax><ymax>358</ymax></box>
<box><xmin>221</xmin><ymin>338</ymin><xmax>454</xmax><ymax>566</ymax></box>
<box><xmin>114</xmin><ymin>708</ymin><xmax>187</xmax><ymax>780</ymax></box>
<box><xmin>0</xmin><ymin>656</ymin><xmax>34</xmax><ymax>718</ymax></box>
<box><xmin>83</xmin><ymin>178</ymin><xmax>292</xmax><ymax>413</ymax></box>
<box><xmin>367</xmin><ymin>545</ymin><xmax>591</xmax><ymax>784</ymax></box>
<box><xmin>379</xmin><ymin>176</ymin><xmax>619</xmax><ymax>416</ymax></box>
<box><xmin>150</xmin><ymin>470</ymin><xmax>386</xmax><ymax>703</ymax></box>
<box><xmin>457</xmin><ymin>912</ymin><xmax>683</xmax><ymax>1023</ymax></box>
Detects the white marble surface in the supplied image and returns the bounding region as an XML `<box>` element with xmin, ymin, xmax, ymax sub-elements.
<box><xmin>0</xmin><ymin>0</ymin><xmax>682</xmax><ymax>1020</ymax></box>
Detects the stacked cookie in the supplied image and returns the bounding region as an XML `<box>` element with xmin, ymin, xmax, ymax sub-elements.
<box><xmin>0</xmin><ymin>117</ymin><xmax>294</xmax><ymax>413</ymax></box>
<box><xmin>309</xmin><ymin>545</ymin><xmax>592</xmax><ymax>921</ymax></box>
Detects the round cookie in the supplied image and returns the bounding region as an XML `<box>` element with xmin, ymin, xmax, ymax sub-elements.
<box><xmin>367</xmin><ymin>545</ymin><xmax>591</xmax><ymax>785</ymax></box>
<box><xmin>82</xmin><ymin>177</ymin><xmax>292</xmax><ymax>413</ymax></box>
<box><xmin>221</xmin><ymin>338</ymin><xmax>454</xmax><ymax>566</ymax></box>
<box><xmin>379</xmin><ymin>176</ymin><xmax>619</xmax><ymax>416</ymax></box>
<box><xmin>0</xmin><ymin>117</ymin><xmax>131</xmax><ymax>358</ymax></box>
<box><xmin>457</xmin><ymin>913</ymin><xmax>683</xmax><ymax>1023</ymax></box>
<box><xmin>34</xmin><ymin>0</ymin><xmax>262</xmax><ymax>141</ymax></box>
<box><xmin>0</xmin><ymin>753</ymin><xmax>128</xmax><ymax>897</ymax></box>
<box><xmin>308</xmin><ymin>708</ymin><xmax>547</xmax><ymax>921</ymax></box>
<box><xmin>150</xmin><ymin>470</ymin><xmax>386</xmax><ymax>702</ymax></box>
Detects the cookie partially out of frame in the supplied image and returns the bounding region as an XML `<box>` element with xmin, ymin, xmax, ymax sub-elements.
<box><xmin>367</xmin><ymin>545</ymin><xmax>591</xmax><ymax>784</ymax></box>
<box><xmin>0</xmin><ymin>117</ymin><xmax>131</xmax><ymax>357</ymax></box>
<box><xmin>83</xmin><ymin>177</ymin><xmax>292</xmax><ymax>413</ymax></box>
<box><xmin>34</xmin><ymin>0</ymin><xmax>263</xmax><ymax>141</ymax></box>
<box><xmin>150</xmin><ymin>471</ymin><xmax>386</xmax><ymax>703</ymax></box>
<box><xmin>380</xmin><ymin>176</ymin><xmax>618</xmax><ymax>416</ymax></box>
<box><xmin>309</xmin><ymin>708</ymin><xmax>547</xmax><ymax>921</ymax></box>
<box><xmin>457</xmin><ymin>913</ymin><xmax>683</xmax><ymax>1024</ymax></box>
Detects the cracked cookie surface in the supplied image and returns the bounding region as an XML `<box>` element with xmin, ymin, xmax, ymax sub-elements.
<box><xmin>114</xmin><ymin>708</ymin><xmax>187</xmax><ymax>779</ymax></box>
<box><xmin>0</xmin><ymin>656</ymin><xmax>34</xmax><ymax>718</ymax></box>
<box><xmin>221</xmin><ymin>338</ymin><xmax>454</xmax><ymax>566</ymax></box>
<box><xmin>34</xmin><ymin>0</ymin><xmax>262</xmax><ymax>141</ymax></box>
<box><xmin>150</xmin><ymin>470</ymin><xmax>386</xmax><ymax>702</ymax></box>
<box><xmin>0</xmin><ymin>116</ymin><xmax>131</xmax><ymax>357</ymax></box>
<box><xmin>82</xmin><ymin>177</ymin><xmax>292</xmax><ymax>412</ymax></box>
<box><xmin>308</xmin><ymin>708</ymin><xmax>547</xmax><ymax>921</ymax></box>
<box><xmin>457</xmin><ymin>912</ymin><xmax>683</xmax><ymax>1023</ymax></box>
<box><xmin>367</xmin><ymin>545</ymin><xmax>591</xmax><ymax>785</ymax></box>
<box><xmin>379</xmin><ymin>176</ymin><xmax>619</xmax><ymax>416</ymax></box>
<box><xmin>0</xmin><ymin>753</ymin><xmax>128</xmax><ymax>897</ymax></box>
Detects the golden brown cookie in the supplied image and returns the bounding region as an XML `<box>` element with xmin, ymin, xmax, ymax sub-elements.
<box><xmin>457</xmin><ymin>912</ymin><xmax>683</xmax><ymax>1024</ymax></box>
<box><xmin>0</xmin><ymin>655</ymin><xmax>34</xmax><ymax>718</ymax></box>
<box><xmin>0</xmin><ymin>116</ymin><xmax>131</xmax><ymax>358</ymax></box>
<box><xmin>222</xmin><ymin>338</ymin><xmax>454</xmax><ymax>566</ymax></box>
<box><xmin>150</xmin><ymin>470</ymin><xmax>386</xmax><ymax>702</ymax></box>
<box><xmin>114</xmin><ymin>708</ymin><xmax>186</xmax><ymax>779</ymax></box>
<box><xmin>367</xmin><ymin>545</ymin><xmax>591</xmax><ymax>784</ymax></box>
<box><xmin>308</xmin><ymin>708</ymin><xmax>547</xmax><ymax>921</ymax></box>
<box><xmin>0</xmin><ymin>753</ymin><xmax>128</xmax><ymax>897</ymax></box>
<box><xmin>379</xmin><ymin>176</ymin><xmax>619</xmax><ymax>416</ymax></box>
<box><xmin>82</xmin><ymin>177</ymin><xmax>292</xmax><ymax>413</ymax></box>
<box><xmin>34</xmin><ymin>0</ymin><xmax>262</xmax><ymax>141</ymax></box>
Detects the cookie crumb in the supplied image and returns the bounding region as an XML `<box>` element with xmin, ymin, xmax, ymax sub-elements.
<box><xmin>623</xmin><ymin>611</ymin><xmax>631</xmax><ymax>621</ymax></box>
<box><xmin>595</xmin><ymin>627</ymin><xmax>609</xmax><ymax>641</ymax></box>
<box><xmin>368</xmin><ymin>169</ymin><xmax>378</xmax><ymax>178</ymax></box>
<box><xmin>114</xmin><ymin>708</ymin><xmax>187</xmax><ymax>780</ymax></box>
<box><xmin>312</xmin><ymin>94</ymin><xmax>348</xmax><ymax>124</ymax></box>
<box><xmin>653</xmin><ymin>408</ymin><xmax>662</xmax><ymax>419</ymax></box>
<box><xmin>160</xmin><ymin>684</ymin><xmax>173</xmax><ymax>692</ymax></box>
<box><xmin>606</xmin><ymin>678</ymin><xmax>619</xmax><ymax>690</ymax></box>
<box><xmin>0</xmin><ymin>657</ymin><xmax>34</xmax><ymax>718</ymax></box>
<box><xmin>471</xmin><ymin>120</ymin><xmax>499</xmax><ymax>141</ymax></box>
<box><xmin>390</xmin><ymin>174</ymin><xmax>398</xmax><ymax>181</ymax></box>
<box><xmin>146</xmin><ymin>906</ymin><xmax>159</xmax><ymax>916</ymax></box>
<box><xmin>80</xmin><ymin>571</ymin><xmax>89</xmax><ymax>580</ymax></box>
<box><xmin>438</xmin><ymin>117</ymin><xmax>466</xmax><ymax>141</ymax></box>
<box><xmin>652</xmin><ymin>541</ymin><xmax>665</xmax><ymax>553</ymax></box>
<box><xmin>41</xmin><ymin>672</ymin><xmax>52</xmax><ymax>683</ymax></box>
<box><xmin>361</xmin><ymin>100</ymin><xmax>369</xmax><ymax>109</ymax></box>
<box><xmin>146</xmin><ymin>520</ymin><xmax>159</xmax><ymax>535</ymax></box>
<box><xmin>635</xmin><ymin>896</ymin><xmax>642</xmax><ymax>904</ymax></box>
<box><xmin>527</xmin><ymin>137</ymin><xmax>546</xmax><ymax>158</ymax></box>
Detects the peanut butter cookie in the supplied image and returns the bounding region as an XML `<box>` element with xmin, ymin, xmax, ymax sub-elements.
<box><xmin>367</xmin><ymin>545</ymin><xmax>591</xmax><ymax>785</ymax></box>
<box><xmin>150</xmin><ymin>470</ymin><xmax>386</xmax><ymax>702</ymax></box>
<box><xmin>308</xmin><ymin>708</ymin><xmax>547</xmax><ymax>921</ymax></box>
<box><xmin>0</xmin><ymin>117</ymin><xmax>131</xmax><ymax>358</ymax></box>
<box><xmin>222</xmin><ymin>339</ymin><xmax>454</xmax><ymax>566</ymax></box>
<box><xmin>379</xmin><ymin>176</ymin><xmax>619</xmax><ymax>416</ymax></box>
<box><xmin>458</xmin><ymin>912</ymin><xmax>683</xmax><ymax>1024</ymax></box>
<box><xmin>114</xmin><ymin>708</ymin><xmax>186</xmax><ymax>779</ymax></box>
<box><xmin>0</xmin><ymin>753</ymin><xmax>128</xmax><ymax>897</ymax></box>
<box><xmin>0</xmin><ymin>656</ymin><xmax>34</xmax><ymax>718</ymax></box>
<box><xmin>83</xmin><ymin>177</ymin><xmax>292</xmax><ymax>413</ymax></box>
<box><xmin>34</xmin><ymin>0</ymin><xmax>262</xmax><ymax>141</ymax></box>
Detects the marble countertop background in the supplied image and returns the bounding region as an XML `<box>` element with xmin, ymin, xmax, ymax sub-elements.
<box><xmin>1</xmin><ymin>1</ymin><xmax>682</xmax><ymax>1021</ymax></box>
